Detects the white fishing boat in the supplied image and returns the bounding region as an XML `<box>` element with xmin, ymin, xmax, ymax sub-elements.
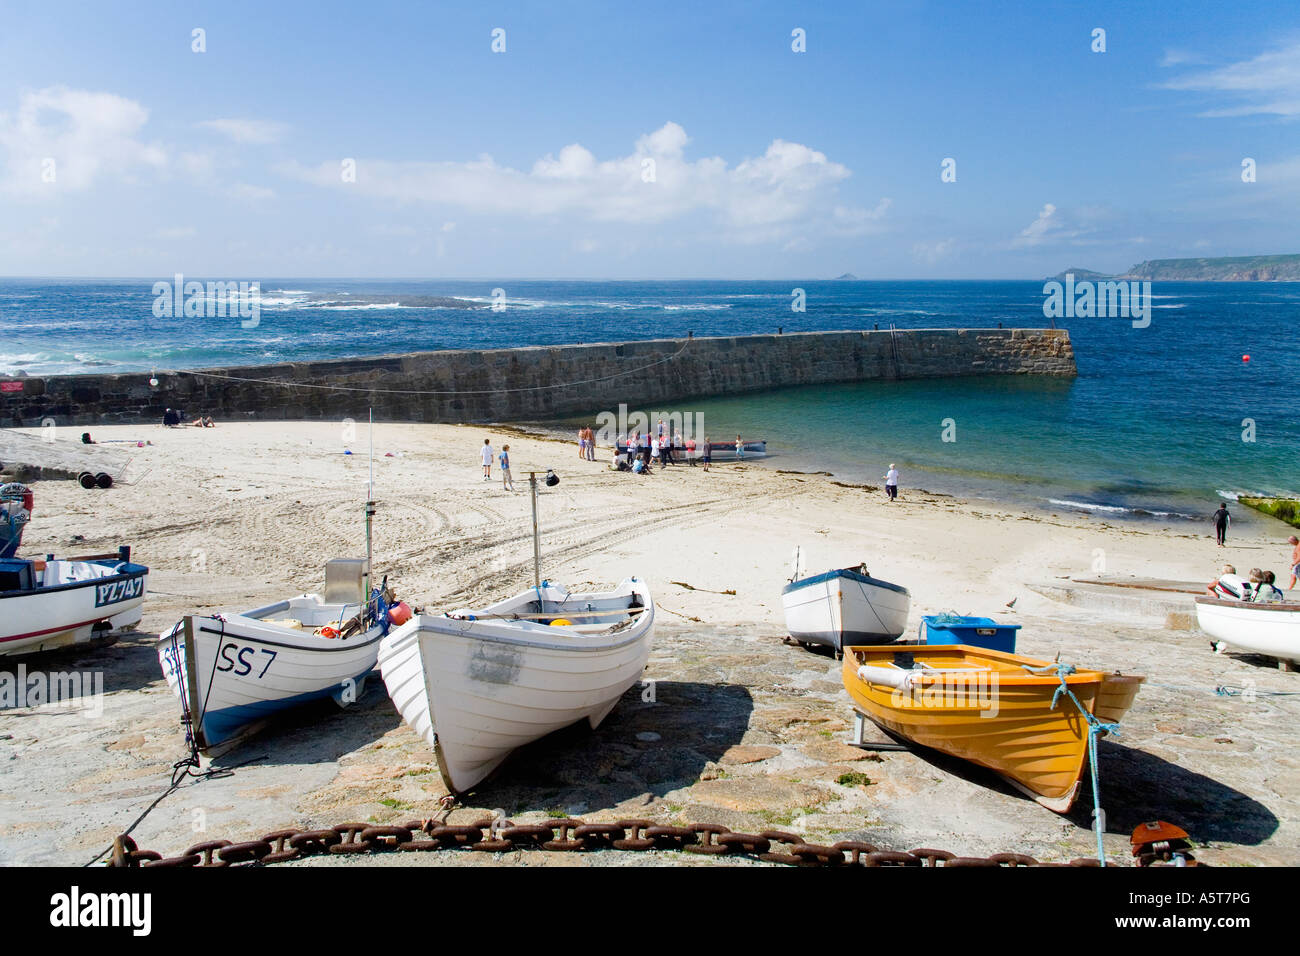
<box><xmin>782</xmin><ymin>548</ymin><xmax>910</xmax><ymax>654</ymax></box>
<box><xmin>1195</xmin><ymin>596</ymin><xmax>1300</xmax><ymax>665</ymax></box>
<box><xmin>157</xmin><ymin>558</ymin><xmax>397</xmax><ymax>753</ymax></box>
<box><xmin>377</xmin><ymin>576</ymin><xmax>655</xmax><ymax>794</ymax></box>
<box><xmin>1</xmin><ymin>547</ymin><xmax>149</xmax><ymax>657</ymax></box>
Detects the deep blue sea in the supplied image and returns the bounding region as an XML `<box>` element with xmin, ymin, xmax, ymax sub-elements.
<box><xmin>2</xmin><ymin>278</ymin><xmax>1296</xmax><ymax>518</ymax></box>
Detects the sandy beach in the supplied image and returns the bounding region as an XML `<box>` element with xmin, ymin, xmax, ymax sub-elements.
<box><xmin>1</xmin><ymin>420</ymin><xmax>1296</xmax><ymax>866</ymax></box>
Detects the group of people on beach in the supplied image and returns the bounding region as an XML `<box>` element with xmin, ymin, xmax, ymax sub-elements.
<box><xmin>161</xmin><ymin>408</ymin><xmax>215</xmax><ymax>428</ymax></box>
<box><xmin>1211</xmin><ymin>563</ymin><xmax>1289</xmax><ymax>603</ymax></box>
<box><xmin>609</xmin><ymin>427</ymin><xmax>718</xmax><ymax>474</ymax></box>
<box><xmin>481</xmin><ymin>438</ymin><xmax>514</xmax><ymax>491</ymax></box>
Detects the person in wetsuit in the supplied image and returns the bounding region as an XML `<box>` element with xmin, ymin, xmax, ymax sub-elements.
<box><xmin>1211</xmin><ymin>502</ymin><xmax>1231</xmax><ymax>547</ymax></box>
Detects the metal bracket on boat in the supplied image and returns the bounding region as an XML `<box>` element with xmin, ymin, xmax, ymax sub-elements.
<box><xmin>850</xmin><ymin>710</ymin><xmax>912</xmax><ymax>751</ymax></box>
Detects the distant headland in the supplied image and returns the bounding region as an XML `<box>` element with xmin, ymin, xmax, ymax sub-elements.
<box><xmin>1051</xmin><ymin>254</ymin><xmax>1300</xmax><ymax>282</ymax></box>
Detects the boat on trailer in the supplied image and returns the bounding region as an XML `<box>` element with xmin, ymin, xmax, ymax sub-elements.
<box><xmin>1195</xmin><ymin>595</ymin><xmax>1300</xmax><ymax>667</ymax></box>
<box><xmin>842</xmin><ymin>644</ymin><xmax>1143</xmax><ymax>812</ymax></box>
<box><xmin>158</xmin><ymin>558</ymin><xmax>394</xmax><ymax>754</ymax></box>
<box><xmin>704</xmin><ymin>439</ymin><xmax>766</xmax><ymax>461</ymax></box>
<box><xmin>377</xmin><ymin>576</ymin><xmax>655</xmax><ymax>794</ymax></box>
<box><xmin>782</xmin><ymin>550</ymin><xmax>910</xmax><ymax>654</ymax></box>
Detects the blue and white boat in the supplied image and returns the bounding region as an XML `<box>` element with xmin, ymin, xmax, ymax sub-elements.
<box><xmin>1</xmin><ymin>483</ymin><xmax>149</xmax><ymax>657</ymax></box>
<box><xmin>157</xmin><ymin>558</ymin><xmax>394</xmax><ymax>755</ymax></box>
<box><xmin>2</xmin><ymin>547</ymin><xmax>149</xmax><ymax>657</ymax></box>
<box><xmin>781</xmin><ymin>550</ymin><xmax>910</xmax><ymax>654</ymax></box>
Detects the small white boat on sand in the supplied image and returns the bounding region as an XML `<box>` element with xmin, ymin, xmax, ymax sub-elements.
<box><xmin>158</xmin><ymin>558</ymin><xmax>396</xmax><ymax>754</ymax></box>
<box><xmin>1195</xmin><ymin>595</ymin><xmax>1300</xmax><ymax>667</ymax></box>
<box><xmin>1</xmin><ymin>547</ymin><xmax>149</xmax><ymax>657</ymax></box>
<box><xmin>782</xmin><ymin>549</ymin><xmax>910</xmax><ymax>655</ymax></box>
<box><xmin>378</xmin><ymin>577</ymin><xmax>655</xmax><ymax>794</ymax></box>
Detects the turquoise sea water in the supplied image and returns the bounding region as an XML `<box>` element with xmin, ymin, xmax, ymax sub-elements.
<box><xmin>1</xmin><ymin>278</ymin><xmax>1296</xmax><ymax>517</ymax></box>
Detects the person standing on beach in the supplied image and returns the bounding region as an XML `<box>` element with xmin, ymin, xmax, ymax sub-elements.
<box><xmin>1288</xmin><ymin>535</ymin><xmax>1300</xmax><ymax>590</ymax></box>
<box><xmin>586</xmin><ymin>425</ymin><xmax>597</xmax><ymax>461</ymax></box>
<box><xmin>884</xmin><ymin>464</ymin><xmax>899</xmax><ymax>502</ymax></box>
<box><xmin>1211</xmin><ymin>502</ymin><xmax>1231</xmax><ymax>547</ymax></box>
<box><xmin>499</xmin><ymin>444</ymin><xmax>515</xmax><ymax>491</ymax></box>
<box><xmin>480</xmin><ymin>439</ymin><xmax>493</xmax><ymax>481</ymax></box>
<box><xmin>735</xmin><ymin>435</ymin><xmax>744</xmax><ymax>461</ymax></box>
<box><xmin>701</xmin><ymin>435</ymin><xmax>711</xmax><ymax>472</ymax></box>
<box><xmin>578</xmin><ymin>428</ymin><xmax>586</xmax><ymax>460</ymax></box>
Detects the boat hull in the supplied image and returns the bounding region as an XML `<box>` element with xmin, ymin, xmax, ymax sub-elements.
<box><xmin>842</xmin><ymin>645</ymin><xmax>1142</xmax><ymax>812</ymax></box>
<box><xmin>158</xmin><ymin>594</ymin><xmax>386</xmax><ymax>752</ymax></box>
<box><xmin>1194</xmin><ymin>597</ymin><xmax>1300</xmax><ymax>663</ymax></box>
<box><xmin>783</xmin><ymin>568</ymin><xmax>910</xmax><ymax>649</ymax></box>
<box><xmin>1</xmin><ymin>558</ymin><xmax>148</xmax><ymax>657</ymax></box>
<box><xmin>378</xmin><ymin>579</ymin><xmax>655</xmax><ymax>794</ymax></box>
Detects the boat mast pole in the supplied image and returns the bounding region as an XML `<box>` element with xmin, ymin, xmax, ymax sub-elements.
<box><xmin>365</xmin><ymin>407</ymin><xmax>374</xmax><ymax>622</ymax></box>
<box><xmin>529</xmin><ymin>472</ymin><xmax>541</xmax><ymax>589</ymax></box>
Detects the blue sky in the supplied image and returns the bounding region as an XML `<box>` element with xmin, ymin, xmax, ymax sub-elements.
<box><xmin>1</xmin><ymin>0</ymin><xmax>1297</xmax><ymax>278</ymax></box>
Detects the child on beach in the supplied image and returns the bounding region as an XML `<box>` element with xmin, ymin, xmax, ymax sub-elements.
<box><xmin>578</xmin><ymin>428</ymin><xmax>586</xmax><ymax>460</ymax></box>
<box><xmin>499</xmin><ymin>444</ymin><xmax>515</xmax><ymax>491</ymax></box>
<box><xmin>735</xmin><ymin>435</ymin><xmax>744</xmax><ymax>461</ymax></box>
<box><xmin>481</xmin><ymin>439</ymin><xmax>493</xmax><ymax>480</ymax></box>
<box><xmin>1289</xmin><ymin>536</ymin><xmax>1299</xmax><ymax>591</ymax></box>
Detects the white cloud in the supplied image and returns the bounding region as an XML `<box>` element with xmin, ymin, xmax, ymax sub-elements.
<box><xmin>197</xmin><ymin>118</ymin><xmax>287</xmax><ymax>144</ymax></box>
<box><xmin>0</xmin><ymin>86</ymin><xmax>166</xmax><ymax>197</ymax></box>
<box><xmin>1011</xmin><ymin>203</ymin><xmax>1063</xmax><ymax>247</ymax></box>
<box><xmin>1161</xmin><ymin>40</ymin><xmax>1300</xmax><ymax>117</ymax></box>
<box><xmin>279</xmin><ymin>122</ymin><xmax>866</xmax><ymax>242</ymax></box>
<box><xmin>157</xmin><ymin>226</ymin><xmax>197</xmax><ymax>239</ymax></box>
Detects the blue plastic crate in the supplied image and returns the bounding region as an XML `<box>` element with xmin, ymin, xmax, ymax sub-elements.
<box><xmin>920</xmin><ymin>615</ymin><xmax>1020</xmax><ymax>654</ymax></box>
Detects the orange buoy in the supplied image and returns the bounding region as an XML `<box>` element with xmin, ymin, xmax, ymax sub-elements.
<box><xmin>317</xmin><ymin>626</ymin><xmax>340</xmax><ymax>639</ymax></box>
<box><xmin>388</xmin><ymin>601</ymin><xmax>413</xmax><ymax>626</ymax></box>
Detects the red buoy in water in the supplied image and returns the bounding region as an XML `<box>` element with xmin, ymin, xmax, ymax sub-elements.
<box><xmin>1242</xmin><ymin>354</ymin><xmax>1251</xmax><ymax>362</ymax></box>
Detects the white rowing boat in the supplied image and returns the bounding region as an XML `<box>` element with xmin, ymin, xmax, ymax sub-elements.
<box><xmin>1195</xmin><ymin>596</ymin><xmax>1300</xmax><ymax>665</ymax></box>
<box><xmin>157</xmin><ymin>559</ymin><xmax>395</xmax><ymax>753</ymax></box>
<box><xmin>782</xmin><ymin>551</ymin><xmax>910</xmax><ymax>654</ymax></box>
<box><xmin>377</xmin><ymin>577</ymin><xmax>655</xmax><ymax>794</ymax></box>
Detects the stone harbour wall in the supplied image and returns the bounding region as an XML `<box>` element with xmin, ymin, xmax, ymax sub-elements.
<box><xmin>0</xmin><ymin>328</ymin><xmax>1076</xmax><ymax>427</ymax></box>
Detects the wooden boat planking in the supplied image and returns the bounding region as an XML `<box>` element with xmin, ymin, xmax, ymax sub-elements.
<box><xmin>842</xmin><ymin>644</ymin><xmax>1143</xmax><ymax>812</ymax></box>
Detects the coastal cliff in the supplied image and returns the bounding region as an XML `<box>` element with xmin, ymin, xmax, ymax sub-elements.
<box><xmin>0</xmin><ymin>328</ymin><xmax>1076</xmax><ymax>427</ymax></box>
<box><xmin>1053</xmin><ymin>253</ymin><xmax>1300</xmax><ymax>282</ymax></box>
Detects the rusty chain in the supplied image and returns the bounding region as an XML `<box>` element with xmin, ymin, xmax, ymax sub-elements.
<box><xmin>106</xmin><ymin>817</ymin><xmax>1114</xmax><ymax>868</ymax></box>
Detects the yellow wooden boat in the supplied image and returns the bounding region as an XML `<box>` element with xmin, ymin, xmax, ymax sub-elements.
<box><xmin>842</xmin><ymin>644</ymin><xmax>1142</xmax><ymax>812</ymax></box>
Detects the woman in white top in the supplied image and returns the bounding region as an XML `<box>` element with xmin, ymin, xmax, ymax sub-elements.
<box><xmin>884</xmin><ymin>464</ymin><xmax>899</xmax><ymax>501</ymax></box>
<box><xmin>480</xmin><ymin>440</ymin><xmax>493</xmax><ymax>480</ymax></box>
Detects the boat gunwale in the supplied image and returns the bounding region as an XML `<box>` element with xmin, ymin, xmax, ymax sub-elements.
<box><xmin>782</xmin><ymin>567</ymin><xmax>911</xmax><ymax>598</ymax></box>
<box><xmin>401</xmin><ymin>605</ymin><xmax>655</xmax><ymax>654</ymax></box>
<box><xmin>1194</xmin><ymin>596</ymin><xmax>1300</xmax><ymax>612</ymax></box>
<box><xmin>0</xmin><ymin>561</ymin><xmax>149</xmax><ymax>600</ymax></box>
<box><xmin>846</xmin><ymin>644</ymin><xmax>1112</xmax><ymax>687</ymax></box>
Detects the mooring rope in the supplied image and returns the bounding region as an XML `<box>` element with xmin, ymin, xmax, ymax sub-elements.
<box><xmin>1021</xmin><ymin>661</ymin><xmax>1121</xmax><ymax>867</ymax></box>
